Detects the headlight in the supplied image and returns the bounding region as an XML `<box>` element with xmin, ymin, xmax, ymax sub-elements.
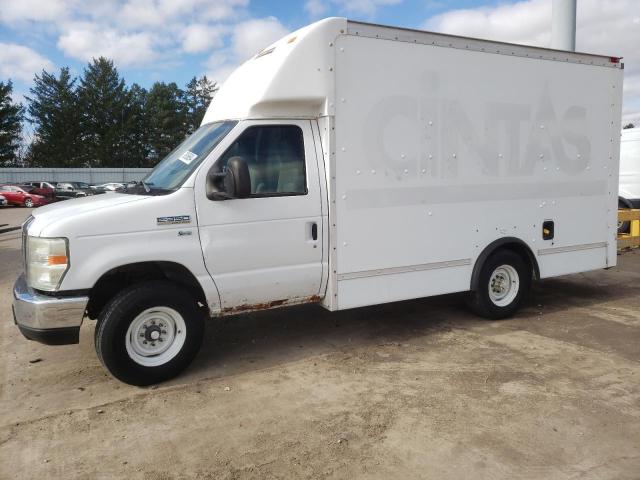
<box><xmin>26</xmin><ymin>236</ymin><xmax>69</xmax><ymax>291</ymax></box>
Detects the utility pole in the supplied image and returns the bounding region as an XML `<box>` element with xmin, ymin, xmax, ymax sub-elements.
<box><xmin>551</xmin><ymin>0</ymin><xmax>577</xmax><ymax>51</ymax></box>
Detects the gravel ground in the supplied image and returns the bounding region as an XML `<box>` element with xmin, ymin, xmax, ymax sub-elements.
<box><xmin>1</xmin><ymin>205</ymin><xmax>640</xmax><ymax>479</ymax></box>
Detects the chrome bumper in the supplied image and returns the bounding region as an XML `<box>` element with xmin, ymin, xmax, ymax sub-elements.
<box><xmin>12</xmin><ymin>273</ymin><xmax>88</xmax><ymax>345</ymax></box>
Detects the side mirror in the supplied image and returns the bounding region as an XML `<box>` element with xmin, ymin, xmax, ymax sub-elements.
<box><xmin>207</xmin><ymin>156</ymin><xmax>251</xmax><ymax>200</ymax></box>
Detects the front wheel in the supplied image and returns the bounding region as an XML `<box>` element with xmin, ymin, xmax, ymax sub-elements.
<box><xmin>95</xmin><ymin>281</ymin><xmax>205</xmax><ymax>386</ymax></box>
<box><xmin>468</xmin><ymin>250</ymin><xmax>531</xmax><ymax>320</ymax></box>
<box><xmin>23</xmin><ymin>198</ymin><xmax>33</xmax><ymax>208</ymax></box>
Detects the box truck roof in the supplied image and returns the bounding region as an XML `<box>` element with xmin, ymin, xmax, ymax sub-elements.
<box><xmin>202</xmin><ymin>17</ymin><xmax>621</xmax><ymax>124</ymax></box>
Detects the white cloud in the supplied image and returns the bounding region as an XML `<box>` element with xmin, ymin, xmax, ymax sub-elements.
<box><xmin>231</xmin><ymin>17</ymin><xmax>289</xmax><ymax>60</ymax></box>
<box><xmin>424</xmin><ymin>0</ymin><xmax>551</xmax><ymax>45</ymax></box>
<box><xmin>0</xmin><ymin>43</ymin><xmax>54</xmax><ymax>82</ymax></box>
<box><xmin>305</xmin><ymin>0</ymin><xmax>402</xmax><ymax>18</ymax></box>
<box><xmin>0</xmin><ymin>0</ymin><xmax>70</xmax><ymax>23</ymax></box>
<box><xmin>0</xmin><ymin>0</ymin><xmax>251</xmax><ymax>71</ymax></box>
<box><xmin>118</xmin><ymin>0</ymin><xmax>248</xmax><ymax>27</ymax></box>
<box><xmin>119</xmin><ymin>0</ymin><xmax>166</xmax><ymax>27</ymax></box>
<box><xmin>205</xmin><ymin>53</ymin><xmax>238</xmax><ymax>85</ymax></box>
<box><xmin>182</xmin><ymin>24</ymin><xmax>227</xmax><ymax>53</ymax></box>
<box><xmin>425</xmin><ymin>0</ymin><xmax>640</xmax><ymax>124</ymax></box>
<box><xmin>57</xmin><ymin>23</ymin><xmax>158</xmax><ymax>66</ymax></box>
<box><xmin>0</xmin><ymin>0</ymin><xmax>267</xmax><ymax>87</ymax></box>
<box><xmin>305</xmin><ymin>0</ymin><xmax>328</xmax><ymax>17</ymax></box>
<box><xmin>204</xmin><ymin>16</ymin><xmax>289</xmax><ymax>84</ymax></box>
<box><xmin>330</xmin><ymin>0</ymin><xmax>402</xmax><ymax>17</ymax></box>
<box><xmin>201</xmin><ymin>0</ymin><xmax>249</xmax><ymax>21</ymax></box>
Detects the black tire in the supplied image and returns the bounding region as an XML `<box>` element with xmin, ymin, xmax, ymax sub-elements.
<box><xmin>618</xmin><ymin>199</ymin><xmax>630</xmax><ymax>234</ymax></box>
<box><xmin>95</xmin><ymin>281</ymin><xmax>204</xmax><ymax>386</ymax></box>
<box><xmin>24</xmin><ymin>198</ymin><xmax>33</xmax><ymax>208</ymax></box>
<box><xmin>468</xmin><ymin>250</ymin><xmax>532</xmax><ymax>320</ymax></box>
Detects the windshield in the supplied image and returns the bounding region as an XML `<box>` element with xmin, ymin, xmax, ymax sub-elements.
<box><xmin>141</xmin><ymin>121</ymin><xmax>237</xmax><ymax>192</ymax></box>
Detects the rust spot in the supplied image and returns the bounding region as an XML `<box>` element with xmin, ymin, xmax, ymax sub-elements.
<box><xmin>221</xmin><ymin>295</ymin><xmax>322</xmax><ymax>316</ymax></box>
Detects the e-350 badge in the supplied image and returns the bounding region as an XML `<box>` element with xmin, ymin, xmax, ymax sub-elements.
<box><xmin>157</xmin><ymin>215</ymin><xmax>191</xmax><ymax>225</ymax></box>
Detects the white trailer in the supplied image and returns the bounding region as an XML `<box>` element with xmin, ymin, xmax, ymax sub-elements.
<box><xmin>12</xmin><ymin>18</ymin><xmax>624</xmax><ymax>385</ymax></box>
<box><xmin>618</xmin><ymin>127</ymin><xmax>640</xmax><ymax>233</ymax></box>
<box><xmin>619</xmin><ymin>127</ymin><xmax>640</xmax><ymax>208</ymax></box>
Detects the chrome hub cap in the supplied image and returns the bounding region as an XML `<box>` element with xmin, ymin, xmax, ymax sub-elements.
<box><xmin>125</xmin><ymin>307</ymin><xmax>186</xmax><ymax>367</ymax></box>
<box><xmin>488</xmin><ymin>265</ymin><xmax>520</xmax><ymax>307</ymax></box>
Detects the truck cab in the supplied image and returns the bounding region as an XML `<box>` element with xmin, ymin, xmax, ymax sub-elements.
<box><xmin>13</xmin><ymin>118</ymin><xmax>328</xmax><ymax>386</ymax></box>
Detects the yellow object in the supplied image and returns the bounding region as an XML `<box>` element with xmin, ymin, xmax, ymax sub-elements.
<box><xmin>632</xmin><ymin>218</ymin><xmax>640</xmax><ymax>237</ymax></box>
<box><xmin>618</xmin><ymin>209</ymin><xmax>640</xmax><ymax>249</ymax></box>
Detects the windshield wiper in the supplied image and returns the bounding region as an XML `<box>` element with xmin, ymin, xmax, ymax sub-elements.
<box><xmin>125</xmin><ymin>180</ymin><xmax>152</xmax><ymax>194</ymax></box>
<box><xmin>123</xmin><ymin>180</ymin><xmax>175</xmax><ymax>196</ymax></box>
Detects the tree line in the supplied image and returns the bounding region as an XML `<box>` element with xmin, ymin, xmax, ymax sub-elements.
<box><xmin>0</xmin><ymin>57</ymin><xmax>218</xmax><ymax>168</ymax></box>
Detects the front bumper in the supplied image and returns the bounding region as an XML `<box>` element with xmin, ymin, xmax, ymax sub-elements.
<box><xmin>12</xmin><ymin>273</ymin><xmax>88</xmax><ymax>345</ymax></box>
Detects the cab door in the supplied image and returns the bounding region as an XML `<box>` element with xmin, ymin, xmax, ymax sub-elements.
<box><xmin>195</xmin><ymin>120</ymin><xmax>323</xmax><ymax>311</ymax></box>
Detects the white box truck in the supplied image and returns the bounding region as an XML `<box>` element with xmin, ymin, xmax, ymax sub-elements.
<box><xmin>619</xmin><ymin>127</ymin><xmax>640</xmax><ymax>231</ymax></box>
<box><xmin>619</xmin><ymin>127</ymin><xmax>640</xmax><ymax>209</ymax></box>
<box><xmin>12</xmin><ymin>18</ymin><xmax>624</xmax><ymax>385</ymax></box>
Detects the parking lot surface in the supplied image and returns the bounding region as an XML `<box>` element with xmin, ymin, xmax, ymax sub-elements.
<box><xmin>1</xmin><ymin>206</ymin><xmax>640</xmax><ymax>479</ymax></box>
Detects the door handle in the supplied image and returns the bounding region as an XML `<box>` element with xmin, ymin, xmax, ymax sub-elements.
<box><xmin>311</xmin><ymin>222</ymin><xmax>318</xmax><ymax>241</ymax></box>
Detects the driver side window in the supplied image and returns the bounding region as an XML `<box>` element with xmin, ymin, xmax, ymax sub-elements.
<box><xmin>218</xmin><ymin>125</ymin><xmax>307</xmax><ymax>196</ymax></box>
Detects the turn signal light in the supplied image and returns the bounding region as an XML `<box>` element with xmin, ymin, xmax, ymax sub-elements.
<box><xmin>48</xmin><ymin>255</ymin><xmax>68</xmax><ymax>265</ymax></box>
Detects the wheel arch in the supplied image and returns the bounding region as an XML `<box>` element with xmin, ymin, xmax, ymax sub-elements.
<box><xmin>470</xmin><ymin>237</ymin><xmax>539</xmax><ymax>291</ymax></box>
<box><xmin>619</xmin><ymin>196</ymin><xmax>633</xmax><ymax>209</ymax></box>
<box><xmin>86</xmin><ymin>261</ymin><xmax>208</xmax><ymax>320</ymax></box>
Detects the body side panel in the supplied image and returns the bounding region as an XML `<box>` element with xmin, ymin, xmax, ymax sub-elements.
<box><xmin>332</xmin><ymin>33</ymin><xmax>619</xmax><ymax>309</ymax></box>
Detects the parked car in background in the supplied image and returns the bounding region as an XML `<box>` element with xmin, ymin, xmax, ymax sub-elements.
<box><xmin>21</xmin><ymin>181</ymin><xmax>57</xmax><ymax>200</ymax></box>
<box><xmin>618</xmin><ymin>127</ymin><xmax>640</xmax><ymax>233</ymax></box>
<box><xmin>55</xmin><ymin>181</ymin><xmax>94</xmax><ymax>199</ymax></box>
<box><xmin>0</xmin><ymin>194</ymin><xmax>6</xmax><ymax>206</ymax></box>
<box><xmin>90</xmin><ymin>182</ymin><xmax>125</xmax><ymax>193</ymax></box>
<box><xmin>0</xmin><ymin>185</ymin><xmax>49</xmax><ymax>207</ymax></box>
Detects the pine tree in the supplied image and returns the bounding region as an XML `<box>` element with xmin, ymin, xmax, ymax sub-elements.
<box><xmin>185</xmin><ymin>75</ymin><xmax>218</xmax><ymax>133</ymax></box>
<box><xmin>23</xmin><ymin>58</ymin><xmax>224</xmax><ymax>168</ymax></box>
<box><xmin>146</xmin><ymin>82</ymin><xmax>189</xmax><ymax>164</ymax></box>
<box><xmin>0</xmin><ymin>81</ymin><xmax>23</xmax><ymax>166</ymax></box>
<box><xmin>77</xmin><ymin>57</ymin><xmax>128</xmax><ymax>167</ymax></box>
<box><xmin>122</xmin><ymin>83</ymin><xmax>150</xmax><ymax>167</ymax></box>
<box><xmin>26</xmin><ymin>68</ymin><xmax>82</xmax><ymax>167</ymax></box>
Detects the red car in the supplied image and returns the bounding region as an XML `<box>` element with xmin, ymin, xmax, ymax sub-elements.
<box><xmin>0</xmin><ymin>185</ymin><xmax>49</xmax><ymax>207</ymax></box>
<box><xmin>21</xmin><ymin>181</ymin><xmax>57</xmax><ymax>199</ymax></box>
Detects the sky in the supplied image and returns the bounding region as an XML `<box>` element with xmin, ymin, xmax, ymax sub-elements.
<box><xmin>0</xmin><ymin>0</ymin><xmax>638</xmax><ymax>124</ymax></box>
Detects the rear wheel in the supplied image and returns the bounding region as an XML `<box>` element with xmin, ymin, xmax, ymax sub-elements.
<box><xmin>95</xmin><ymin>281</ymin><xmax>204</xmax><ymax>386</ymax></box>
<box><xmin>468</xmin><ymin>250</ymin><xmax>531</xmax><ymax>319</ymax></box>
<box><xmin>23</xmin><ymin>198</ymin><xmax>33</xmax><ymax>208</ymax></box>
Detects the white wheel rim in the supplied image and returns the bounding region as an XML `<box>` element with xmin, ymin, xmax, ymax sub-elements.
<box><xmin>488</xmin><ymin>264</ymin><xmax>520</xmax><ymax>307</ymax></box>
<box><xmin>125</xmin><ymin>306</ymin><xmax>186</xmax><ymax>367</ymax></box>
